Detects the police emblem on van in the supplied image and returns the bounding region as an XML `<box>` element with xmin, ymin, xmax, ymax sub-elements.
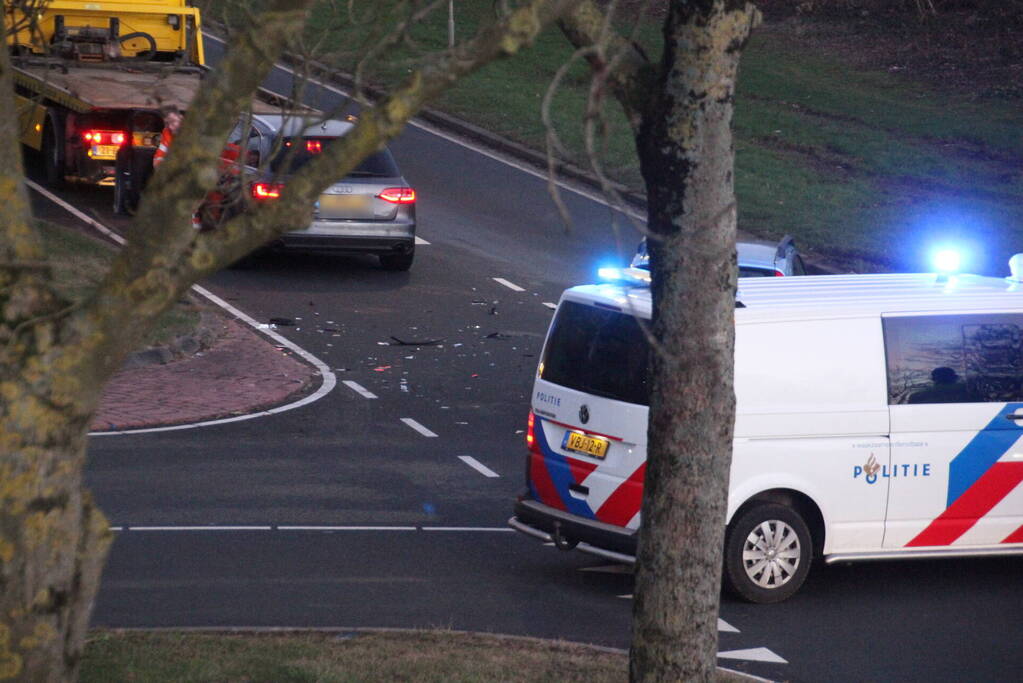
<box><xmin>579</xmin><ymin>404</ymin><xmax>590</xmax><ymax>424</ymax></box>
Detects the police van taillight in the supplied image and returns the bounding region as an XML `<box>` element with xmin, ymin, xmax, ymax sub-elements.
<box><xmin>526</xmin><ymin>411</ymin><xmax>540</xmax><ymax>453</ymax></box>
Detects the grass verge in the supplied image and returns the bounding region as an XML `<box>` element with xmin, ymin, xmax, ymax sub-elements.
<box><xmin>39</xmin><ymin>220</ymin><xmax>203</xmax><ymax>349</ymax></box>
<box><xmin>81</xmin><ymin>630</ymin><xmax>632</xmax><ymax>683</ymax></box>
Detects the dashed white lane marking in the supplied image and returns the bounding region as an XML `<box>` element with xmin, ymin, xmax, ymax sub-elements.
<box><xmin>492</xmin><ymin>277</ymin><xmax>525</xmax><ymax>292</ymax></box>
<box><xmin>127</xmin><ymin>526</ymin><xmax>274</xmax><ymax>531</ymax></box>
<box><xmin>25</xmin><ymin>179</ymin><xmax>339</xmax><ymax>437</ymax></box>
<box><xmin>543</xmin><ymin>302</ymin><xmax>557</xmax><ymax>310</ymax></box>
<box><xmin>415</xmin><ymin>236</ymin><xmax>430</xmax><ymax>245</ymax></box>
<box><xmin>718</xmin><ymin>619</ymin><xmax>739</xmax><ymax>633</ymax></box>
<box><xmin>342</xmin><ymin>380</ymin><xmax>378</xmax><ymax>399</ymax></box>
<box><xmin>718</xmin><ymin>648</ymin><xmax>788</xmax><ymax>664</ymax></box>
<box><xmin>401</xmin><ymin>417</ymin><xmax>438</xmax><ymax>437</ymax></box>
<box><xmin>458</xmin><ymin>455</ymin><xmax>499</xmax><ymax>478</ymax></box>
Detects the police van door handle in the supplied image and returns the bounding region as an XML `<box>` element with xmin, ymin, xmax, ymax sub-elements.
<box><xmin>1005</xmin><ymin>411</ymin><xmax>1023</xmax><ymax>421</ymax></box>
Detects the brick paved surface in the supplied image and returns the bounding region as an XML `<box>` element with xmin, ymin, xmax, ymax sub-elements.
<box><xmin>91</xmin><ymin>316</ymin><xmax>317</xmax><ymax>432</ymax></box>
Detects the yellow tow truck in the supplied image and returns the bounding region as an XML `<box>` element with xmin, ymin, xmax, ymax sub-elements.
<box><xmin>8</xmin><ymin>1</ymin><xmax>264</xmax><ymax>214</ymax></box>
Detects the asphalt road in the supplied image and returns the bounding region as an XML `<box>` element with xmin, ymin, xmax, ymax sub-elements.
<box><xmin>25</xmin><ymin>34</ymin><xmax>1018</xmax><ymax>682</ymax></box>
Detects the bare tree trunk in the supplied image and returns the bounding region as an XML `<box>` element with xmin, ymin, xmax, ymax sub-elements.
<box><xmin>0</xmin><ymin>38</ymin><xmax>113</xmax><ymax>682</ymax></box>
<box><xmin>630</xmin><ymin>1</ymin><xmax>759</xmax><ymax>681</ymax></box>
<box><xmin>1</xmin><ymin>1</ymin><xmax>580</xmax><ymax>679</ymax></box>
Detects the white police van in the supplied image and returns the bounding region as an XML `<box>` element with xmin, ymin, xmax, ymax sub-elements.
<box><xmin>509</xmin><ymin>258</ymin><xmax>1023</xmax><ymax>603</ymax></box>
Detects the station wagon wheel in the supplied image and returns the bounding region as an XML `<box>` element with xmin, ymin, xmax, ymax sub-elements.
<box><xmin>723</xmin><ymin>503</ymin><xmax>812</xmax><ymax>604</ymax></box>
<box><xmin>379</xmin><ymin>244</ymin><xmax>415</xmax><ymax>272</ymax></box>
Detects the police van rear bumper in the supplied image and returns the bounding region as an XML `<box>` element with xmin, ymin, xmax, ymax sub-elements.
<box><xmin>509</xmin><ymin>498</ymin><xmax>637</xmax><ymax>564</ymax></box>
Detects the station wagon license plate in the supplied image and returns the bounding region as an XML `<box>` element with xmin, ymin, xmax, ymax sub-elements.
<box><xmin>318</xmin><ymin>194</ymin><xmax>369</xmax><ymax>212</ymax></box>
<box><xmin>562</xmin><ymin>431</ymin><xmax>609</xmax><ymax>459</ymax></box>
<box><xmin>92</xmin><ymin>144</ymin><xmax>120</xmax><ymax>159</ymax></box>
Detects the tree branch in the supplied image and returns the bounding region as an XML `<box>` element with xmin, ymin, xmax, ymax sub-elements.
<box><xmin>556</xmin><ymin>0</ymin><xmax>655</xmax><ymax>131</ymax></box>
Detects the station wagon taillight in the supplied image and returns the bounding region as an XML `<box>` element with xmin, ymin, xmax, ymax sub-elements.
<box><xmin>251</xmin><ymin>182</ymin><xmax>283</xmax><ymax>200</ymax></box>
<box><xmin>377</xmin><ymin>187</ymin><xmax>416</xmax><ymax>204</ymax></box>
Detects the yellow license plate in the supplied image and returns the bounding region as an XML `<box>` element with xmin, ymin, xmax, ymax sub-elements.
<box><xmin>319</xmin><ymin>194</ymin><xmax>369</xmax><ymax>211</ymax></box>
<box><xmin>92</xmin><ymin>144</ymin><xmax>120</xmax><ymax>159</ymax></box>
<box><xmin>562</xmin><ymin>431</ymin><xmax>609</xmax><ymax>459</ymax></box>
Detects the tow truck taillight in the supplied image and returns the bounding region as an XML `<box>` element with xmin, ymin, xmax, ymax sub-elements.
<box><xmin>83</xmin><ymin>130</ymin><xmax>126</xmax><ymax>146</ymax></box>
<box><xmin>251</xmin><ymin>182</ymin><xmax>283</xmax><ymax>200</ymax></box>
<box><xmin>377</xmin><ymin>187</ymin><xmax>416</xmax><ymax>204</ymax></box>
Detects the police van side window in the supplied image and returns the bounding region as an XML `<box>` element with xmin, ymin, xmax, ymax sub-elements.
<box><xmin>540</xmin><ymin>301</ymin><xmax>650</xmax><ymax>406</ymax></box>
<box><xmin>884</xmin><ymin>314</ymin><xmax>1023</xmax><ymax>405</ymax></box>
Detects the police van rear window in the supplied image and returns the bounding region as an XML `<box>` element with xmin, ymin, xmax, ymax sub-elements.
<box><xmin>540</xmin><ymin>301</ymin><xmax>650</xmax><ymax>406</ymax></box>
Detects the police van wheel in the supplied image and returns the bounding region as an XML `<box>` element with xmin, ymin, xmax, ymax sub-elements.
<box><xmin>723</xmin><ymin>503</ymin><xmax>812</xmax><ymax>604</ymax></box>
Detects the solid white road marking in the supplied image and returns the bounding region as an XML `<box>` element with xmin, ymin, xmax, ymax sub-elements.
<box><xmin>422</xmin><ymin>527</ymin><xmax>514</xmax><ymax>532</ymax></box>
<box><xmin>401</xmin><ymin>417</ymin><xmax>438</xmax><ymax>437</ymax></box>
<box><xmin>127</xmin><ymin>526</ymin><xmax>273</xmax><ymax>531</ymax></box>
<box><xmin>25</xmin><ymin>179</ymin><xmax>340</xmax><ymax>437</ymax></box>
<box><xmin>493</xmin><ymin>277</ymin><xmax>525</xmax><ymax>292</ymax></box>
<box><xmin>278</xmin><ymin>526</ymin><xmax>418</xmax><ymax>531</ymax></box>
<box><xmin>342</xmin><ymin>380</ymin><xmax>378</xmax><ymax>399</ymax></box>
<box><xmin>110</xmin><ymin>525</ymin><xmax>513</xmax><ymax>533</ymax></box>
<box><xmin>458</xmin><ymin>455</ymin><xmax>499</xmax><ymax>478</ymax></box>
<box><xmin>543</xmin><ymin>302</ymin><xmax>557</xmax><ymax>310</ymax></box>
<box><xmin>717</xmin><ymin>648</ymin><xmax>788</xmax><ymax>664</ymax></box>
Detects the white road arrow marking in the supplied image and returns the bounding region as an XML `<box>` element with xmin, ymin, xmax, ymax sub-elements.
<box><xmin>717</xmin><ymin>648</ymin><xmax>788</xmax><ymax>664</ymax></box>
<box><xmin>718</xmin><ymin>619</ymin><xmax>739</xmax><ymax>633</ymax></box>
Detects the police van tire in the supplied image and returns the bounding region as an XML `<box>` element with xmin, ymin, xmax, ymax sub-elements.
<box><xmin>723</xmin><ymin>503</ymin><xmax>812</xmax><ymax>604</ymax></box>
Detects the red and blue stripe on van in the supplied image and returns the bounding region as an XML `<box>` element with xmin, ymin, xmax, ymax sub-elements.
<box><xmin>526</xmin><ymin>413</ymin><xmax>645</xmax><ymax>526</ymax></box>
<box><xmin>908</xmin><ymin>403</ymin><xmax>1023</xmax><ymax>546</ymax></box>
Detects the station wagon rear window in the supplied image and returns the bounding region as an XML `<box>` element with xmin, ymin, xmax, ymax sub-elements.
<box><xmin>271</xmin><ymin>140</ymin><xmax>399</xmax><ymax>176</ymax></box>
<box><xmin>540</xmin><ymin>301</ymin><xmax>650</xmax><ymax>406</ymax></box>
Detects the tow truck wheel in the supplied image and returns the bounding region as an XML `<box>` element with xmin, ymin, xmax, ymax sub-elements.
<box><xmin>723</xmin><ymin>503</ymin><xmax>812</xmax><ymax>604</ymax></box>
<box><xmin>41</xmin><ymin>117</ymin><xmax>66</xmax><ymax>187</ymax></box>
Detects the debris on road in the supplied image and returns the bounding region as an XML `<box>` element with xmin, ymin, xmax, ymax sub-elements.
<box><xmin>389</xmin><ymin>336</ymin><xmax>444</xmax><ymax>346</ymax></box>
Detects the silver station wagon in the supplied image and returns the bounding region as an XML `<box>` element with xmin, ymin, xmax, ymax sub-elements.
<box><xmin>229</xmin><ymin>114</ymin><xmax>417</xmax><ymax>271</ymax></box>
